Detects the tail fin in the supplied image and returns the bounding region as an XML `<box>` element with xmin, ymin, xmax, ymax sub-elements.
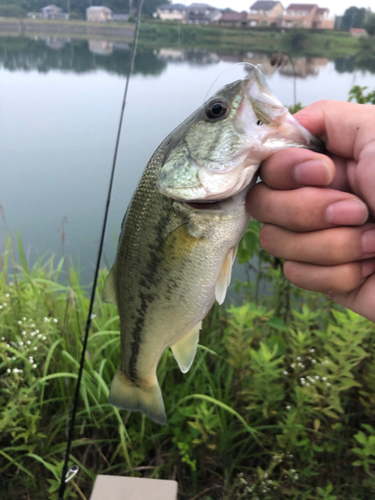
<box><xmin>109</xmin><ymin>369</ymin><xmax>167</xmax><ymax>425</ymax></box>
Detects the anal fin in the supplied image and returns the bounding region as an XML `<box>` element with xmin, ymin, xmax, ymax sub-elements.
<box><xmin>171</xmin><ymin>321</ymin><xmax>202</xmax><ymax>373</ymax></box>
<box><xmin>215</xmin><ymin>247</ymin><xmax>237</xmax><ymax>305</ymax></box>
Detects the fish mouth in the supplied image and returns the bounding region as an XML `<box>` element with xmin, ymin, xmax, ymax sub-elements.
<box><xmin>185</xmin><ymin>199</ymin><xmax>223</xmax><ymax>211</ymax></box>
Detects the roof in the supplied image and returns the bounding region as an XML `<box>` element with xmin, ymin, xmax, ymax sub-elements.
<box><xmin>220</xmin><ymin>11</ymin><xmax>247</xmax><ymax>21</ymax></box>
<box><xmin>250</xmin><ymin>1</ymin><xmax>281</xmax><ymax>11</ymax></box>
<box><xmin>87</xmin><ymin>5</ymin><xmax>112</xmax><ymax>11</ymax></box>
<box><xmin>42</xmin><ymin>4</ymin><xmax>62</xmax><ymax>11</ymax></box>
<box><xmin>317</xmin><ymin>7</ymin><xmax>329</xmax><ymax>13</ymax></box>
<box><xmin>158</xmin><ymin>3</ymin><xmax>186</xmax><ymax>10</ymax></box>
<box><xmin>286</xmin><ymin>3</ymin><xmax>317</xmax><ymax>11</ymax></box>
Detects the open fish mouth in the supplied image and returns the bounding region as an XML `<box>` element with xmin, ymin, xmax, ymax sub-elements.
<box><xmin>185</xmin><ymin>200</ymin><xmax>223</xmax><ymax>210</ymax></box>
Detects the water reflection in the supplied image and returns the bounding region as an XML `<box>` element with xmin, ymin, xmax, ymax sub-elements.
<box><xmin>0</xmin><ymin>36</ymin><xmax>373</xmax><ymax>78</ymax></box>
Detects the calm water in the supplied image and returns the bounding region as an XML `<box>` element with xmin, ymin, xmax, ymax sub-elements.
<box><xmin>0</xmin><ymin>36</ymin><xmax>374</xmax><ymax>284</ymax></box>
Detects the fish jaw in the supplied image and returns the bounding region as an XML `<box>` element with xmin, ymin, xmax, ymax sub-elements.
<box><xmin>157</xmin><ymin>65</ymin><xmax>324</xmax><ymax>203</ymax></box>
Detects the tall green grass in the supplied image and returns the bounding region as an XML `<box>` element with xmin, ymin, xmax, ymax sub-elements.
<box><xmin>2</xmin><ymin>230</ymin><xmax>375</xmax><ymax>499</ymax></box>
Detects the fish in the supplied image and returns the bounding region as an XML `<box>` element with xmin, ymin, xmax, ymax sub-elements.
<box><xmin>104</xmin><ymin>65</ymin><xmax>322</xmax><ymax>425</ymax></box>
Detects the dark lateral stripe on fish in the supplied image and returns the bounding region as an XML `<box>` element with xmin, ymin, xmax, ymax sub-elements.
<box><xmin>127</xmin><ymin>208</ymin><xmax>171</xmax><ymax>382</ymax></box>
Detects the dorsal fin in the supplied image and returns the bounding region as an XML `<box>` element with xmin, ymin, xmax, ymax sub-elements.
<box><xmin>103</xmin><ymin>265</ymin><xmax>117</xmax><ymax>305</ymax></box>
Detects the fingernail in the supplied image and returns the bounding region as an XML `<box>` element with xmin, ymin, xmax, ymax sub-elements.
<box><xmin>362</xmin><ymin>259</ymin><xmax>375</xmax><ymax>278</ymax></box>
<box><xmin>294</xmin><ymin>159</ymin><xmax>333</xmax><ymax>185</ymax></box>
<box><xmin>326</xmin><ymin>199</ymin><xmax>368</xmax><ymax>225</ymax></box>
<box><xmin>363</xmin><ymin>229</ymin><xmax>375</xmax><ymax>254</ymax></box>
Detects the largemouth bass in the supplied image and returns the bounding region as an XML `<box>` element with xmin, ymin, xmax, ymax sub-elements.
<box><xmin>104</xmin><ymin>65</ymin><xmax>321</xmax><ymax>425</ymax></box>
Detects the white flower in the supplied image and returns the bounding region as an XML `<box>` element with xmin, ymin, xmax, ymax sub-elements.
<box><xmin>18</xmin><ymin>320</ymin><xmax>21</xmax><ymax>324</ymax></box>
<box><xmin>38</xmin><ymin>334</ymin><xmax>42</xmax><ymax>338</ymax></box>
<box><xmin>286</xmin><ymin>405</ymin><xmax>291</xmax><ymax>410</ymax></box>
<box><xmin>6</xmin><ymin>343</ymin><xmax>10</xmax><ymax>347</ymax></box>
<box><xmin>306</xmin><ymin>382</ymin><xmax>310</xmax><ymax>386</ymax></box>
<box><xmin>35</xmin><ymin>329</ymin><xmax>39</xmax><ymax>333</ymax></box>
<box><xmin>33</xmin><ymin>364</ymin><xmax>37</xmax><ymax>369</ymax></box>
<box><xmin>2</xmin><ymin>303</ymin><xmax>6</xmax><ymax>307</ymax></box>
<box><xmin>283</xmin><ymin>371</ymin><xmax>288</xmax><ymax>375</ymax></box>
<box><xmin>310</xmin><ymin>348</ymin><xmax>315</xmax><ymax>352</ymax></box>
<box><xmin>5</xmin><ymin>293</ymin><xmax>9</xmax><ymax>297</ymax></box>
<box><xmin>22</xmin><ymin>331</ymin><xmax>26</xmax><ymax>335</ymax></box>
<box><xmin>1</xmin><ymin>337</ymin><xmax>4</xmax><ymax>340</ymax></box>
<box><xmin>33</xmin><ymin>346</ymin><xmax>38</xmax><ymax>351</ymax></box>
<box><xmin>22</xmin><ymin>317</ymin><xmax>26</xmax><ymax>321</ymax></box>
<box><xmin>326</xmin><ymin>382</ymin><xmax>331</xmax><ymax>387</ymax></box>
<box><xmin>322</xmin><ymin>376</ymin><xmax>327</xmax><ymax>381</ymax></box>
<box><xmin>44</xmin><ymin>317</ymin><xmax>49</xmax><ymax>322</ymax></box>
<box><xmin>42</xmin><ymin>336</ymin><xmax>47</xmax><ymax>340</ymax></box>
<box><xmin>312</xmin><ymin>359</ymin><xmax>316</xmax><ymax>363</ymax></box>
<box><xmin>0</xmin><ymin>305</ymin><xmax>4</xmax><ymax>310</ymax></box>
<box><xmin>13</xmin><ymin>368</ymin><xmax>19</xmax><ymax>373</ymax></box>
<box><xmin>31</xmin><ymin>324</ymin><xmax>35</xmax><ymax>327</ymax></box>
<box><xmin>26</xmin><ymin>341</ymin><xmax>31</xmax><ymax>345</ymax></box>
<box><xmin>315</xmin><ymin>375</ymin><xmax>320</xmax><ymax>380</ymax></box>
<box><xmin>297</xmin><ymin>357</ymin><xmax>301</xmax><ymax>361</ymax></box>
<box><xmin>7</xmin><ymin>368</ymin><xmax>11</xmax><ymax>373</ymax></box>
<box><xmin>53</xmin><ymin>318</ymin><xmax>58</xmax><ymax>323</ymax></box>
<box><xmin>19</xmin><ymin>341</ymin><xmax>24</xmax><ymax>346</ymax></box>
<box><xmin>91</xmin><ymin>314</ymin><xmax>97</xmax><ymax>319</ymax></box>
<box><xmin>291</xmin><ymin>363</ymin><xmax>295</xmax><ymax>368</ymax></box>
<box><xmin>12</xmin><ymin>357</ymin><xmax>15</xmax><ymax>360</ymax></box>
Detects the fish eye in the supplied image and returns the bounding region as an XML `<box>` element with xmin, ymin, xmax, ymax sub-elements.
<box><xmin>256</xmin><ymin>120</ymin><xmax>263</xmax><ymax>126</ymax></box>
<box><xmin>205</xmin><ymin>99</ymin><xmax>229</xmax><ymax>121</ymax></box>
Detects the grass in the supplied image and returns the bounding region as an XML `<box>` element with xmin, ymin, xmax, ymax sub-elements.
<box><xmin>2</xmin><ymin>227</ymin><xmax>375</xmax><ymax>499</ymax></box>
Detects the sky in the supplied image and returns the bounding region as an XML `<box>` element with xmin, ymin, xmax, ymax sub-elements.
<box><xmin>179</xmin><ymin>1</ymin><xmax>373</xmax><ymax>17</ymax></box>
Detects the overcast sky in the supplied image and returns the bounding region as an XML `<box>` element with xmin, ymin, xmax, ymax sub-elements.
<box><xmin>180</xmin><ymin>1</ymin><xmax>372</xmax><ymax>17</ymax></box>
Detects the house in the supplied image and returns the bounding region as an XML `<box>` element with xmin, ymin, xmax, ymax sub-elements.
<box><xmin>219</xmin><ymin>11</ymin><xmax>248</xmax><ymax>26</ymax></box>
<box><xmin>247</xmin><ymin>1</ymin><xmax>284</xmax><ymax>27</ymax></box>
<box><xmin>185</xmin><ymin>3</ymin><xmax>222</xmax><ymax>24</ymax></box>
<box><xmin>350</xmin><ymin>27</ymin><xmax>368</xmax><ymax>37</ymax></box>
<box><xmin>283</xmin><ymin>4</ymin><xmax>334</xmax><ymax>28</ymax></box>
<box><xmin>41</xmin><ymin>5</ymin><xmax>69</xmax><ymax>20</ymax></box>
<box><xmin>86</xmin><ymin>6</ymin><xmax>112</xmax><ymax>22</ymax></box>
<box><xmin>154</xmin><ymin>3</ymin><xmax>187</xmax><ymax>21</ymax></box>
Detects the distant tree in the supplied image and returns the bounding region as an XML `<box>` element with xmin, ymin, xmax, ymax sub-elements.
<box><xmin>364</xmin><ymin>13</ymin><xmax>375</xmax><ymax>36</ymax></box>
<box><xmin>341</xmin><ymin>6</ymin><xmax>369</xmax><ymax>31</ymax></box>
<box><xmin>0</xmin><ymin>4</ymin><xmax>26</xmax><ymax>17</ymax></box>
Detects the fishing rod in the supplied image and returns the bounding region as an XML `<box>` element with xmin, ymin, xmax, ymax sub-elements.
<box><xmin>57</xmin><ymin>1</ymin><xmax>144</xmax><ymax>498</ymax></box>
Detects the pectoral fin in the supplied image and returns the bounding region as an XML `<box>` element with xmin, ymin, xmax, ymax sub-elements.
<box><xmin>103</xmin><ymin>265</ymin><xmax>117</xmax><ymax>305</ymax></box>
<box><xmin>171</xmin><ymin>321</ymin><xmax>202</xmax><ymax>373</ymax></box>
<box><xmin>215</xmin><ymin>247</ymin><xmax>237</xmax><ymax>305</ymax></box>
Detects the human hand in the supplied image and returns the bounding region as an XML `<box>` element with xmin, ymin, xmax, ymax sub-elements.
<box><xmin>246</xmin><ymin>100</ymin><xmax>375</xmax><ymax>322</ymax></box>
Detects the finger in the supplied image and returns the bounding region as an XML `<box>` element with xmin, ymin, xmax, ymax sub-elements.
<box><xmin>329</xmin><ymin>272</ymin><xmax>375</xmax><ymax>323</ymax></box>
<box><xmin>283</xmin><ymin>259</ymin><xmax>375</xmax><ymax>295</ymax></box>
<box><xmin>260</xmin><ymin>148</ymin><xmax>335</xmax><ymax>190</ymax></box>
<box><xmin>294</xmin><ymin>101</ymin><xmax>375</xmax><ymax>160</ymax></box>
<box><xmin>259</xmin><ymin>223</ymin><xmax>375</xmax><ymax>266</ymax></box>
<box><xmin>246</xmin><ymin>185</ymin><xmax>368</xmax><ymax>232</ymax></box>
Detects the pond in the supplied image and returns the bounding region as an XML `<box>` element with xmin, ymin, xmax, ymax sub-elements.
<box><xmin>0</xmin><ymin>36</ymin><xmax>374</xmax><ymax>284</ymax></box>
